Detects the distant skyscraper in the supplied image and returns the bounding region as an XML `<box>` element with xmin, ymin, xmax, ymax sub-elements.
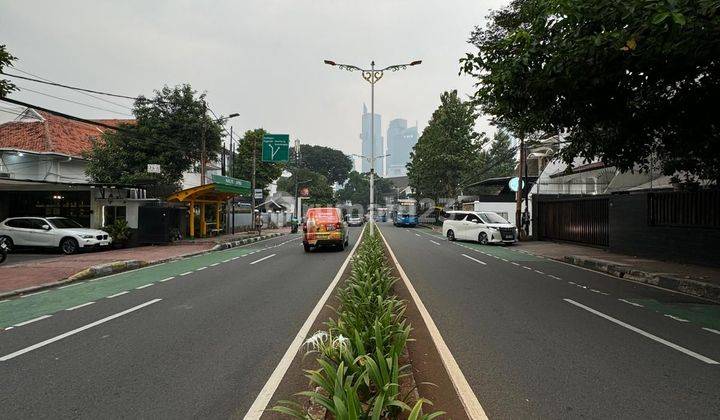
<box><xmin>386</xmin><ymin>118</ymin><xmax>418</xmax><ymax>177</ymax></box>
<box><xmin>360</xmin><ymin>104</ymin><xmax>383</xmax><ymax>176</ymax></box>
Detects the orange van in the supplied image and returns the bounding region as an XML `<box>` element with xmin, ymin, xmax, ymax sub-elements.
<box><xmin>303</xmin><ymin>207</ymin><xmax>349</xmax><ymax>252</ymax></box>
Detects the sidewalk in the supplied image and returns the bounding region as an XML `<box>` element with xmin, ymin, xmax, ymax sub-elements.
<box><xmin>419</xmin><ymin>224</ymin><xmax>720</xmax><ymax>301</ymax></box>
<box><xmin>0</xmin><ymin>228</ymin><xmax>289</xmax><ymax>296</ymax></box>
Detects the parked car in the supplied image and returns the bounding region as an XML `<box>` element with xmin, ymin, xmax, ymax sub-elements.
<box><xmin>303</xmin><ymin>207</ymin><xmax>349</xmax><ymax>252</ymax></box>
<box><xmin>346</xmin><ymin>215</ymin><xmax>364</xmax><ymax>227</ymax></box>
<box><xmin>0</xmin><ymin>217</ymin><xmax>112</xmax><ymax>255</ymax></box>
<box><xmin>442</xmin><ymin>211</ymin><xmax>517</xmax><ymax>245</ymax></box>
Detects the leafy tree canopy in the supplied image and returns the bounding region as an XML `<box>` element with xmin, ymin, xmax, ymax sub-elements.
<box><xmin>0</xmin><ymin>44</ymin><xmax>17</xmax><ymax>97</ymax></box>
<box><xmin>465</xmin><ymin>130</ymin><xmax>518</xmax><ymax>195</ymax></box>
<box><xmin>336</xmin><ymin>170</ymin><xmax>395</xmax><ymax>208</ymax></box>
<box><xmin>232</xmin><ymin>128</ymin><xmax>284</xmax><ymax>192</ymax></box>
<box><xmin>86</xmin><ymin>84</ymin><xmax>223</xmax><ymax>187</ymax></box>
<box><xmin>461</xmin><ymin>0</ymin><xmax>720</xmax><ymax>184</ymax></box>
<box><xmin>276</xmin><ymin>167</ymin><xmax>334</xmax><ymax>206</ymax></box>
<box><xmin>291</xmin><ymin>144</ymin><xmax>353</xmax><ymax>185</ymax></box>
<box><xmin>407</xmin><ymin>90</ymin><xmax>484</xmax><ymax>200</ymax></box>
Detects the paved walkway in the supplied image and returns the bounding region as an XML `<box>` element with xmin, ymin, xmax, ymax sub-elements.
<box><xmin>0</xmin><ymin>228</ymin><xmax>289</xmax><ymax>295</ymax></box>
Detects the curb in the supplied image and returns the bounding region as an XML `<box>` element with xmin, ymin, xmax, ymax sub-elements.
<box><xmin>0</xmin><ymin>232</ymin><xmax>287</xmax><ymax>301</ymax></box>
<box><xmin>561</xmin><ymin>255</ymin><xmax>720</xmax><ymax>302</ymax></box>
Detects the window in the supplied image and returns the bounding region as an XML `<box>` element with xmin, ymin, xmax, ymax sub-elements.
<box><xmin>466</xmin><ymin>214</ymin><xmax>482</xmax><ymax>223</ymax></box>
<box><xmin>6</xmin><ymin>219</ymin><xmax>28</xmax><ymax>228</ymax></box>
<box><xmin>479</xmin><ymin>212</ymin><xmax>510</xmax><ymax>224</ymax></box>
<box><xmin>26</xmin><ymin>219</ymin><xmax>48</xmax><ymax>230</ymax></box>
<box><xmin>48</xmin><ymin>218</ymin><xmax>83</xmax><ymax>229</ymax></box>
<box><xmin>104</xmin><ymin>206</ymin><xmax>127</xmax><ymax>226</ymax></box>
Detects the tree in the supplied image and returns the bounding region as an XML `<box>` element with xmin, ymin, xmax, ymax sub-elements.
<box><xmin>0</xmin><ymin>44</ymin><xmax>17</xmax><ymax>97</ymax></box>
<box><xmin>232</xmin><ymin>128</ymin><xmax>284</xmax><ymax>192</ymax></box>
<box><xmin>461</xmin><ymin>0</ymin><xmax>720</xmax><ymax>184</ymax></box>
<box><xmin>86</xmin><ymin>84</ymin><xmax>223</xmax><ymax>187</ymax></box>
<box><xmin>406</xmin><ymin>90</ymin><xmax>484</xmax><ymax>200</ymax></box>
<box><xmin>291</xmin><ymin>144</ymin><xmax>352</xmax><ymax>185</ymax></box>
<box><xmin>276</xmin><ymin>167</ymin><xmax>334</xmax><ymax>206</ymax></box>
<box><xmin>336</xmin><ymin>171</ymin><xmax>394</xmax><ymax>208</ymax></box>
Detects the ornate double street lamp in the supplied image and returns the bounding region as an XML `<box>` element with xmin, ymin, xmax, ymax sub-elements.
<box><xmin>324</xmin><ymin>59</ymin><xmax>421</xmax><ymax>233</ymax></box>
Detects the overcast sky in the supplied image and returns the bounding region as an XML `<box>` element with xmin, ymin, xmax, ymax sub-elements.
<box><xmin>2</xmin><ymin>0</ymin><xmax>507</xmax><ymax>164</ymax></box>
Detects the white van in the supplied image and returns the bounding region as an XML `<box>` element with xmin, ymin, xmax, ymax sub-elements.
<box><xmin>442</xmin><ymin>211</ymin><xmax>517</xmax><ymax>244</ymax></box>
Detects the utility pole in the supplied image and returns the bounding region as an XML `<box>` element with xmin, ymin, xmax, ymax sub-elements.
<box><xmin>200</xmin><ymin>100</ymin><xmax>207</xmax><ymax>185</ymax></box>
<box><xmin>294</xmin><ymin>138</ymin><xmax>301</xmax><ymax>219</ymax></box>
<box><xmin>230</xmin><ymin>126</ymin><xmax>235</xmax><ymax>234</ymax></box>
<box><xmin>515</xmin><ymin>134</ymin><xmax>525</xmax><ymax>235</ymax></box>
<box><xmin>251</xmin><ymin>133</ymin><xmax>257</xmax><ymax>230</ymax></box>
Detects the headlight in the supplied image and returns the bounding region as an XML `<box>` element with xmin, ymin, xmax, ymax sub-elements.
<box><xmin>81</xmin><ymin>234</ymin><xmax>94</xmax><ymax>239</ymax></box>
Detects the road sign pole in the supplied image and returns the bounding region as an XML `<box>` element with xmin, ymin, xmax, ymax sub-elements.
<box><xmin>252</xmin><ymin>134</ymin><xmax>257</xmax><ymax>228</ymax></box>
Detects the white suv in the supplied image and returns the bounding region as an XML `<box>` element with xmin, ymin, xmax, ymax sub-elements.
<box><xmin>0</xmin><ymin>217</ymin><xmax>112</xmax><ymax>255</ymax></box>
<box><xmin>442</xmin><ymin>211</ymin><xmax>517</xmax><ymax>245</ymax></box>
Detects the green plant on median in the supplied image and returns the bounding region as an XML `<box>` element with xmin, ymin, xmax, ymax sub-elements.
<box><xmin>271</xmin><ymin>233</ymin><xmax>444</xmax><ymax>419</ymax></box>
<box><xmin>104</xmin><ymin>219</ymin><xmax>131</xmax><ymax>247</ymax></box>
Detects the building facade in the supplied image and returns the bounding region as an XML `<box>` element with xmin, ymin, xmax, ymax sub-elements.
<box><xmin>385</xmin><ymin>118</ymin><xmax>418</xmax><ymax>178</ymax></box>
<box><xmin>360</xmin><ymin>104</ymin><xmax>383</xmax><ymax>176</ymax></box>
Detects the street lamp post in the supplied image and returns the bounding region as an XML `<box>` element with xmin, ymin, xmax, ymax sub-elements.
<box><xmin>324</xmin><ymin>59</ymin><xmax>421</xmax><ymax>234</ymax></box>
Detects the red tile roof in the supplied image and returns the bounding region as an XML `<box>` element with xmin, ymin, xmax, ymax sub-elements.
<box><xmin>0</xmin><ymin>110</ymin><xmax>135</xmax><ymax>158</ymax></box>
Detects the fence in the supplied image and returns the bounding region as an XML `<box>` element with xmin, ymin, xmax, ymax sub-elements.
<box><xmin>648</xmin><ymin>190</ymin><xmax>720</xmax><ymax>228</ymax></box>
<box><xmin>535</xmin><ymin>195</ymin><xmax>609</xmax><ymax>247</ymax></box>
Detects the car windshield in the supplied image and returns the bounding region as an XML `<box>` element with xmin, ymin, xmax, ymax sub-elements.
<box><xmin>48</xmin><ymin>218</ymin><xmax>84</xmax><ymax>229</ymax></box>
<box><xmin>479</xmin><ymin>212</ymin><xmax>509</xmax><ymax>224</ymax></box>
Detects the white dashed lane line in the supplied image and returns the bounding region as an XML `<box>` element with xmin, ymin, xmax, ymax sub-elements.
<box><xmin>107</xmin><ymin>291</ymin><xmax>129</xmax><ymax>299</ymax></box>
<box><xmin>249</xmin><ymin>254</ymin><xmax>276</xmax><ymax>265</ymax></box>
<box><xmin>618</xmin><ymin>298</ymin><xmax>644</xmax><ymax>307</ymax></box>
<box><xmin>14</xmin><ymin>315</ymin><xmax>52</xmax><ymax>327</ymax></box>
<box><xmin>703</xmin><ymin>327</ymin><xmax>720</xmax><ymax>335</ymax></box>
<box><xmin>136</xmin><ymin>284</ymin><xmax>153</xmax><ymax>290</ymax></box>
<box><xmin>461</xmin><ymin>254</ymin><xmax>487</xmax><ymax>265</ymax></box>
<box><xmin>65</xmin><ymin>302</ymin><xmax>95</xmax><ymax>311</ymax></box>
<box><xmin>664</xmin><ymin>314</ymin><xmax>690</xmax><ymax>323</ymax></box>
<box><xmin>160</xmin><ymin>276</ymin><xmax>175</xmax><ymax>282</ymax></box>
<box><xmin>430</xmin><ymin>240</ymin><xmax>441</xmax><ymax>246</ymax></box>
<box><xmin>209</xmin><ymin>263</ymin><xmax>220</xmax><ymax>267</ymax></box>
<box><xmin>180</xmin><ymin>271</ymin><xmax>193</xmax><ymax>276</ymax></box>
<box><xmin>549</xmin><ymin>275</ymin><xmax>562</xmax><ymax>280</ymax></box>
<box><xmin>196</xmin><ymin>267</ymin><xmax>207</xmax><ymax>271</ymax></box>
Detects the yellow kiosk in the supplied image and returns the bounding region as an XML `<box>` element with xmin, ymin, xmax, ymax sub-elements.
<box><xmin>167</xmin><ymin>175</ymin><xmax>250</xmax><ymax>238</ymax></box>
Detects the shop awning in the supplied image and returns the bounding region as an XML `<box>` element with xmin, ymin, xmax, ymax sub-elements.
<box><xmin>166</xmin><ymin>175</ymin><xmax>251</xmax><ymax>203</ymax></box>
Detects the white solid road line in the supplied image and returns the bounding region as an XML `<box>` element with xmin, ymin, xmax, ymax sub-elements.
<box><xmin>430</xmin><ymin>240</ymin><xmax>441</xmax><ymax>245</ymax></box>
<box><xmin>107</xmin><ymin>291</ymin><xmax>128</xmax><ymax>299</ymax></box>
<box><xmin>243</xmin><ymin>227</ymin><xmax>366</xmax><ymax>420</ymax></box>
<box><xmin>564</xmin><ymin>298</ymin><xmax>718</xmax><ymax>364</ymax></box>
<box><xmin>462</xmin><ymin>254</ymin><xmax>487</xmax><ymax>265</ymax></box>
<box><xmin>160</xmin><ymin>276</ymin><xmax>175</xmax><ymax>282</ymax></box>
<box><xmin>58</xmin><ymin>282</ymin><xmax>84</xmax><ymax>289</ymax></box>
<box><xmin>14</xmin><ymin>315</ymin><xmax>52</xmax><ymax>327</ymax></box>
<box><xmin>65</xmin><ymin>302</ymin><xmax>95</xmax><ymax>311</ymax></box>
<box><xmin>21</xmin><ymin>290</ymin><xmax>48</xmax><ymax>298</ymax></box>
<box><xmin>379</xmin><ymin>230</ymin><xmax>488</xmax><ymax>419</ymax></box>
<box><xmin>0</xmin><ymin>299</ymin><xmax>162</xmax><ymax>362</ymax></box>
<box><xmin>249</xmin><ymin>254</ymin><xmax>276</xmax><ymax>265</ymax></box>
<box><xmin>136</xmin><ymin>284</ymin><xmax>153</xmax><ymax>290</ymax></box>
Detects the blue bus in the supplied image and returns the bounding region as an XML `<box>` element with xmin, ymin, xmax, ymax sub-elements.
<box><xmin>393</xmin><ymin>200</ymin><xmax>418</xmax><ymax>227</ymax></box>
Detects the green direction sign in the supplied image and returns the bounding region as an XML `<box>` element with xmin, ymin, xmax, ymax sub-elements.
<box><xmin>262</xmin><ymin>134</ymin><xmax>290</xmax><ymax>162</ymax></box>
<box><xmin>211</xmin><ymin>174</ymin><xmax>251</xmax><ymax>195</ymax></box>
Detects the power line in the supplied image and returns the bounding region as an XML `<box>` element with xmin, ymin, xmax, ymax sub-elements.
<box><xmin>9</xmin><ymin>66</ymin><xmax>134</xmax><ymax>111</ymax></box>
<box><xmin>17</xmin><ymin>85</ymin><xmax>132</xmax><ymax>116</ymax></box>
<box><xmin>2</xmin><ymin>70</ymin><xmax>142</xmax><ymax>101</ymax></box>
<box><xmin>1</xmin><ymin>97</ymin><xmax>135</xmax><ymax>132</ymax></box>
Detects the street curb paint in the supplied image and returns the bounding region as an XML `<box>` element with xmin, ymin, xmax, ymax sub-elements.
<box><xmin>560</xmin><ymin>255</ymin><xmax>720</xmax><ymax>303</ymax></box>
<box><xmin>0</xmin><ymin>232</ymin><xmax>287</xmax><ymax>301</ymax></box>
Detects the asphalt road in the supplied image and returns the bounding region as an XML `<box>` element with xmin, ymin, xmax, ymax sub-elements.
<box><xmin>378</xmin><ymin>224</ymin><xmax>720</xmax><ymax>419</ymax></box>
<box><xmin>0</xmin><ymin>230</ymin><xmax>361</xmax><ymax>419</ymax></box>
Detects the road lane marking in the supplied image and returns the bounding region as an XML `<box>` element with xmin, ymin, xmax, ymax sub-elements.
<box><xmin>21</xmin><ymin>290</ymin><xmax>48</xmax><ymax>298</ymax></box>
<box><xmin>430</xmin><ymin>240</ymin><xmax>441</xmax><ymax>246</ymax></box>
<box><xmin>462</xmin><ymin>254</ymin><xmax>487</xmax><ymax>265</ymax></box>
<box><xmin>590</xmin><ymin>289</ymin><xmax>609</xmax><ymax>295</ymax></box>
<box><xmin>415</xmin><ymin>233</ymin><xmax>421</xmax><ymax>237</ymax></box>
<box><xmin>564</xmin><ymin>298</ymin><xmax>718</xmax><ymax>364</ymax></box>
<box><xmin>249</xmin><ymin>254</ymin><xmax>276</xmax><ymax>265</ymax></box>
<box><xmin>59</xmin><ymin>282</ymin><xmax>84</xmax><ymax>289</ymax></box>
<box><xmin>179</xmin><ymin>271</ymin><xmax>193</xmax><ymax>276</ymax></box>
<box><xmin>222</xmin><ymin>258</ymin><xmax>232</xmax><ymax>262</ymax></box>
<box><xmin>244</xmin><ymin>227</ymin><xmax>366</xmax><ymax>420</ymax></box>
<box><xmin>196</xmin><ymin>267</ymin><xmax>207</xmax><ymax>271</ymax></box>
<box><xmin>209</xmin><ymin>263</ymin><xmax>219</xmax><ymax>267</ymax></box>
<box><xmin>511</xmin><ymin>262</ymin><xmax>520</xmax><ymax>266</ymax></box>
<box><xmin>107</xmin><ymin>291</ymin><xmax>128</xmax><ymax>299</ymax></box>
<box><xmin>618</xmin><ymin>299</ymin><xmax>644</xmax><ymax>307</ymax></box>
<box><xmin>500</xmin><ymin>258</ymin><xmax>508</xmax><ymax>262</ymax></box>
<box><xmin>534</xmin><ymin>270</ymin><xmax>545</xmax><ymax>274</ymax></box>
<box><xmin>523</xmin><ymin>266</ymin><xmax>532</xmax><ymax>270</ymax></box>
<box><xmin>703</xmin><ymin>327</ymin><xmax>720</xmax><ymax>335</ymax></box>
<box><xmin>0</xmin><ymin>299</ymin><xmax>162</xmax><ymax>362</ymax></box>
<box><xmin>378</xmin><ymin>229</ymin><xmax>488</xmax><ymax>419</ymax></box>
<box><xmin>65</xmin><ymin>302</ymin><xmax>95</xmax><ymax>311</ymax></box>
<box><xmin>159</xmin><ymin>276</ymin><xmax>175</xmax><ymax>282</ymax></box>
<box><xmin>664</xmin><ymin>314</ymin><xmax>690</xmax><ymax>322</ymax></box>
<box><xmin>231</xmin><ymin>256</ymin><xmax>240</xmax><ymax>260</ymax></box>
<box><xmin>136</xmin><ymin>284</ymin><xmax>153</xmax><ymax>290</ymax></box>
<box><xmin>549</xmin><ymin>275</ymin><xmax>562</xmax><ymax>280</ymax></box>
<box><xmin>14</xmin><ymin>315</ymin><xmax>52</xmax><ymax>327</ymax></box>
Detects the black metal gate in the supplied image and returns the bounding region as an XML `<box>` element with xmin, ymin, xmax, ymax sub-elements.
<box><xmin>137</xmin><ymin>206</ymin><xmax>185</xmax><ymax>244</ymax></box>
<box><xmin>536</xmin><ymin>195</ymin><xmax>609</xmax><ymax>246</ymax></box>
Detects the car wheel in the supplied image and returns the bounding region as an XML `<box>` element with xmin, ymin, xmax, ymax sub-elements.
<box><xmin>60</xmin><ymin>238</ymin><xmax>79</xmax><ymax>255</ymax></box>
<box><xmin>0</xmin><ymin>236</ymin><xmax>13</xmax><ymax>252</ymax></box>
<box><xmin>447</xmin><ymin>230</ymin><xmax>456</xmax><ymax>241</ymax></box>
<box><xmin>478</xmin><ymin>232</ymin><xmax>489</xmax><ymax>245</ymax></box>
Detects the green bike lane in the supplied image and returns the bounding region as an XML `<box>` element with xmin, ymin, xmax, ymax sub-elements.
<box><xmin>0</xmin><ymin>235</ymin><xmax>295</xmax><ymax>330</ymax></box>
<box><xmin>411</xmin><ymin>226</ymin><xmax>720</xmax><ymax>333</ymax></box>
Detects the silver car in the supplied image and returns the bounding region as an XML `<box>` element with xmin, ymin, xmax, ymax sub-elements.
<box><xmin>0</xmin><ymin>217</ymin><xmax>112</xmax><ymax>255</ymax></box>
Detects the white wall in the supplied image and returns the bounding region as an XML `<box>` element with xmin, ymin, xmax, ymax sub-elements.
<box><xmin>0</xmin><ymin>151</ymin><xmax>89</xmax><ymax>183</ymax></box>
